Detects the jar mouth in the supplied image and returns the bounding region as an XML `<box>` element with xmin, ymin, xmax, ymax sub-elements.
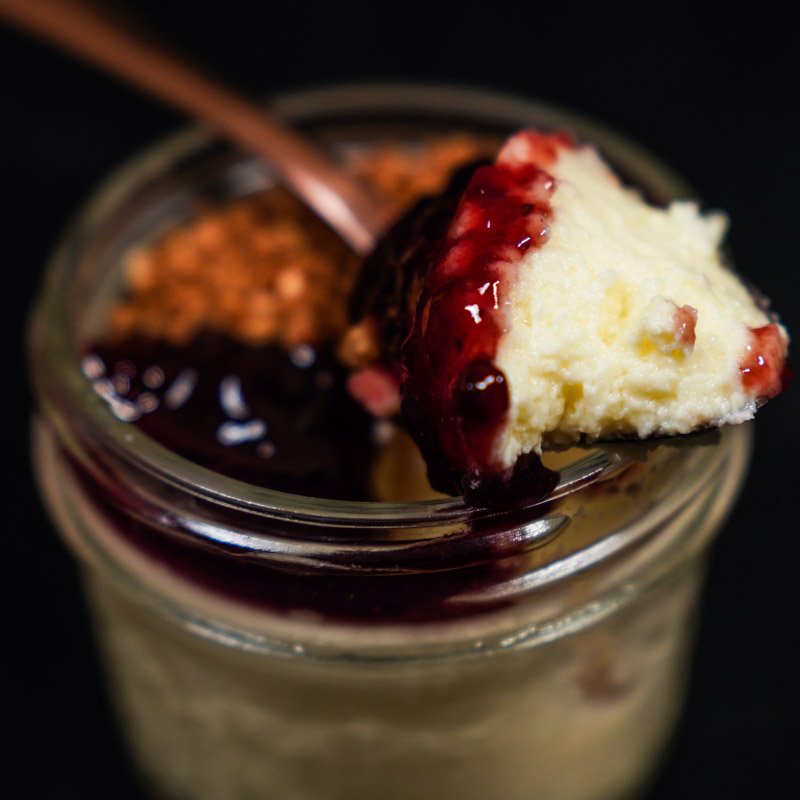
<box><xmin>30</xmin><ymin>81</ymin><xmax>728</xmax><ymax>529</ymax></box>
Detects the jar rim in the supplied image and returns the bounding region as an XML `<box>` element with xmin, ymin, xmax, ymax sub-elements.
<box><xmin>30</xmin><ymin>81</ymin><xmax>735</xmax><ymax>531</ymax></box>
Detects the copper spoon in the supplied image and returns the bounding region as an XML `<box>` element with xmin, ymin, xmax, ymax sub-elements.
<box><xmin>0</xmin><ymin>0</ymin><xmax>393</xmax><ymax>256</ymax></box>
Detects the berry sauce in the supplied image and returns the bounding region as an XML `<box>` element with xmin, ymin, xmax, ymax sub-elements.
<box><xmin>740</xmin><ymin>323</ymin><xmax>790</xmax><ymax>399</ymax></box>
<box><xmin>84</xmin><ymin>334</ymin><xmax>380</xmax><ymax>500</ymax></box>
<box><xmin>400</xmin><ymin>132</ymin><xmax>571</xmax><ymax>500</ymax></box>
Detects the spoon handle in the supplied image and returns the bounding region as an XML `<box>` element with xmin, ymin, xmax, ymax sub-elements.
<box><xmin>0</xmin><ymin>0</ymin><xmax>390</xmax><ymax>254</ymax></box>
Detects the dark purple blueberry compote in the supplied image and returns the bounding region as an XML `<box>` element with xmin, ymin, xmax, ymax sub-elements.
<box><xmin>85</xmin><ymin>333</ymin><xmax>380</xmax><ymax>500</ymax></box>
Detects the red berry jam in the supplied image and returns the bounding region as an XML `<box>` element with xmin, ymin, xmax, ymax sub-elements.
<box><xmin>400</xmin><ymin>132</ymin><xmax>572</xmax><ymax>500</ymax></box>
<box><xmin>740</xmin><ymin>323</ymin><xmax>790</xmax><ymax>399</ymax></box>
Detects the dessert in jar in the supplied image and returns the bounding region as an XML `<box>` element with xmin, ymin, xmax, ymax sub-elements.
<box><xmin>29</xmin><ymin>85</ymin><xmax>778</xmax><ymax>800</ymax></box>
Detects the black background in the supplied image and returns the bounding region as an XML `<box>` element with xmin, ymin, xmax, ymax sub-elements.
<box><xmin>3</xmin><ymin>3</ymin><xmax>799</xmax><ymax>798</ymax></box>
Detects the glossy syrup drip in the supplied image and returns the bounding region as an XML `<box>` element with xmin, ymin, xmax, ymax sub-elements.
<box><xmin>401</xmin><ymin>132</ymin><xmax>572</xmax><ymax>497</ymax></box>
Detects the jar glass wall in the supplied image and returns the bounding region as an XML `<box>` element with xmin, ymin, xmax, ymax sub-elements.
<box><xmin>30</xmin><ymin>84</ymin><xmax>753</xmax><ymax>800</ymax></box>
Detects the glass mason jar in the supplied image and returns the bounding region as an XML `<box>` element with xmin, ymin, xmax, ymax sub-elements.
<box><xmin>30</xmin><ymin>84</ymin><xmax>752</xmax><ymax>800</ymax></box>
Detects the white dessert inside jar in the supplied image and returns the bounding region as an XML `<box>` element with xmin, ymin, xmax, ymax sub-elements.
<box><xmin>38</xmin><ymin>415</ymin><xmax>746</xmax><ymax>800</ymax></box>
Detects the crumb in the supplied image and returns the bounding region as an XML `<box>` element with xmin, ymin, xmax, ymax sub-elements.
<box><xmin>109</xmin><ymin>135</ymin><xmax>496</xmax><ymax>348</ymax></box>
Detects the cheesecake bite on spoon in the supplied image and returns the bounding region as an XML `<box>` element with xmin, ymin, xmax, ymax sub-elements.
<box><xmin>345</xmin><ymin>130</ymin><xmax>790</xmax><ymax>501</ymax></box>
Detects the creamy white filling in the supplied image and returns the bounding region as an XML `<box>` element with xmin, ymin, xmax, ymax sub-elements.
<box><xmin>496</xmin><ymin>145</ymin><xmax>783</xmax><ymax>467</ymax></box>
